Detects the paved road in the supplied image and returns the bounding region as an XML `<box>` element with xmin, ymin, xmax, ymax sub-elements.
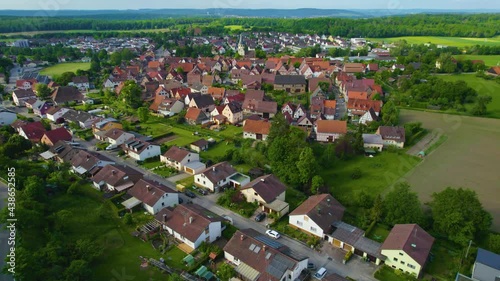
<box><xmin>0</xmin><ymin>183</ymin><xmax>15</xmax><ymax>281</ymax></box>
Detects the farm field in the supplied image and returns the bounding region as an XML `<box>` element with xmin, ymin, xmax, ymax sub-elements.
<box><xmin>370</xmin><ymin>36</ymin><xmax>500</xmax><ymax>47</ymax></box>
<box><xmin>437</xmin><ymin>74</ymin><xmax>500</xmax><ymax>119</ymax></box>
<box><xmin>455</xmin><ymin>55</ymin><xmax>500</xmax><ymax>67</ymax></box>
<box><xmin>400</xmin><ymin>110</ymin><xmax>500</xmax><ymax>231</ymax></box>
<box><xmin>40</xmin><ymin>62</ymin><xmax>91</xmax><ymax>77</ymax></box>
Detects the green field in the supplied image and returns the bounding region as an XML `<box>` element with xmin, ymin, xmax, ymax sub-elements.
<box><xmin>40</xmin><ymin>62</ymin><xmax>91</xmax><ymax>77</ymax></box>
<box><xmin>455</xmin><ymin>55</ymin><xmax>500</xmax><ymax>67</ymax></box>
<box><xmin>370</xmin><ymin>36</ymin><xmax>500</xmax><ymax>47</ymax></box>
<box><xmin>224</xmin><ymin>25</ymin><xmax>249</xmax><ymax>31</ymax></box>
<box><xmin>438</xmin><ymin>74</ymin><xmax>500</xmax><ymax>118</ymax></box>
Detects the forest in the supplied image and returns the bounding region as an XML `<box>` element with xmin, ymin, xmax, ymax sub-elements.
<box><xmin>0</xmin><ymin>14</ymin><xmax>499</xmax><ymax>38</ymax></box>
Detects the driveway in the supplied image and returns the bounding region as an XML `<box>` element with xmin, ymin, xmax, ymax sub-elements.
<box><xmin>166</xmin><ymin>172</ymin><xmax>191</xmax><ymax>183</ymax></box>
<box><xmin>0</xmin><ymin>183</ymin><xmax>15</xmax><ymax>281</ymax></box>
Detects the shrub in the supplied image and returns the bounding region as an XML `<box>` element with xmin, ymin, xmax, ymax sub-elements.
<box><xmin>351</xmin><ymin>167</ymin><xmax>362</xmax><ymax>180</ymax></box>
<box><xmin>343</xmin><ymin>251</ymin><xmax>353</xmax><ymax>263</ymax></box>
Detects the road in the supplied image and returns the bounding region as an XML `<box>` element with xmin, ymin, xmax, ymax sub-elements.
<box><xmin>0</xmin><ymin>182</ymin><xmax>15</xmax><ymax>281</ymax></box>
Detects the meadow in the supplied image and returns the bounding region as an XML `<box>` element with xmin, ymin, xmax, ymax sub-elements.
<box><xmin>40</xmin><ymin>62</ymin><xmax>91</xmax><ymax>77</ymax></box>
<box><xmin>455</xmin><ymin>55</ymin><xmax>500</xmax><ymax>67</ymax></box>
<box><xmin>370</xmin><ymin>36</ymin><xmax>500</xmax><ymax>47</ymax></box>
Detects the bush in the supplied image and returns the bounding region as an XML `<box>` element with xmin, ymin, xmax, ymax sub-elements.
<box><xmin>351</xmin><ymin>167</ymin><xmax>362</xmax><ymax>180</ymax></box>
<box><xmin>343</xmin><ymin>251</ymin><xmax>353</xmax><ymax>263</ymax></box>
<box><xmin>123</xmin><ymin>213</ymin><xmax>133</xmax><ymax>225</ymax></box>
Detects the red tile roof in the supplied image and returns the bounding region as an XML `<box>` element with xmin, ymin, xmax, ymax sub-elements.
<box><xmin>315</xmin><ymin>120</ymin><xmax>347</xmax><ymax>134</ymax></box>
<box><xmin>42</xmin><ymin>127</ymin><xmax>72</xmax><ymax>145</ymax></box>
<box><xmin>290</xmin><ymin>194</ymin><xmax>345</xmax><ymax>233</ymax></box>
<box><xmin>163</xmin><ymin>146</ymin><xmax>192</xmax><ymax>162</ymax></box>
<box><xmin>128</xmin><ymin>179</ymin><xmax>176</xmax><ymax>207</ymax></box>
<box><xmin>243</xmin><ymin>119</ymin><xmax>271</xmax><ymax>135</ymax></box>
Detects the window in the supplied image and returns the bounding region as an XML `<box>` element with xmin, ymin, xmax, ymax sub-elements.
<box><xmin>234</xmin><ymin>257</ymin><xmax>239</xmax><ymax>262</ymax></box>
<box><xmin>296</xmin><ymin>221</ymin><xmax>303</xmax><ymax>226</ymax></box>
<box><xmin>393</xmin><ymin>258</ymin><xmax>398</xmax><ymax>262</ymax></box>
<box><xmin>399</xmin><ymin>252</ymin><xmax>403</xmax><ymax>256</ymax></box>
<box><xmin>407</xmin><ymin>264</ymin><xmax>416</xmax><ymax>269</ymax></box>
<box><xmin>310</xmin><ymin>227</ymin><xmax>317</xmax><ymax>232</ymax></box>
<box><xmin>400</xmin><ymin>261</ymin><xmax>405</xmax><ymax>265</ymax></box>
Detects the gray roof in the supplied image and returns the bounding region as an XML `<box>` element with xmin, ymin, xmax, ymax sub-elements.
<box><xmin>22</xmin><ymin>71</ymin><xmax>50</xmax><ymax>84</ymax></box>
<box><xmin>476</xmin><ymin>248</ymin><xmax>500</xmax><ymax>270</ymax></box>
<box><xmin>274</xmin><ymin>75</ymin><xmax>306</xmax><ymax>85</ymax></box>
<box><xmin>362</xmin><ymin>134</ymin><xmax>383</xmax><ymax>145</ymax></box>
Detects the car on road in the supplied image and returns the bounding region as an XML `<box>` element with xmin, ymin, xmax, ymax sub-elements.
<box><xmin>254</xmin><ymin>212</ymin><xmax>266</xmax><ymax>222</ymax></box>
<box><xmin>185</xmin><ymin>191</ymin><xmax>196</xmax><ymax>198</ymax></box>
<box><xmin>265</xmin><ymin>230</ymin><xmax>280</xmax><ymax>239</ymax></box>
<box><xmin>314</xmin><ymin>267</ymin><xmax>327</xmax><ymax>280</ymax></box>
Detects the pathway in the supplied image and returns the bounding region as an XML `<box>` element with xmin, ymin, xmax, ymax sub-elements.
<box><xmin>406</xmin><ymin>130</ymin><xmax>442</xmax><ymax>156</ymax></box>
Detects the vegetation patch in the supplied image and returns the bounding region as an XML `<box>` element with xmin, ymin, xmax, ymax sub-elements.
<box><xmin>40</xmin><ymin>62</ymin><xmax>91</xmax><ymax>77</ymax></box>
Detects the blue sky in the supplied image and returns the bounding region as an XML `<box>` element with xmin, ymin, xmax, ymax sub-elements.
<box><xmin>0</xmin><ymin>0</ymin><xmax>497</xmax><ymax>10</ymax></box>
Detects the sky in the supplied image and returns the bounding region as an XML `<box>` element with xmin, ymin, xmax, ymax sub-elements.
<box><xmin>0</xmin><ymin>0</ymin><xmax>498</xmax><ymax>10</ymax></box>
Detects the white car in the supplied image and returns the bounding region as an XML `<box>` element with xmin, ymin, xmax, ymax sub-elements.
<box><xmin>265</xmin><ymin>230</ymin><xmax>280</xmax><ymax>239</ymax></box>
<box><xmin>314</xmin><ymin>267</ymin><xmax>327</xmax><ymax>280</ymax></box>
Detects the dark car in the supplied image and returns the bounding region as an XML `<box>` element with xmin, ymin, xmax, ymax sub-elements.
<box><xmin>178</xmin><ymin>197</ymin><xmax>184</xmax><ymax>204</ymax></box>
<box><xmin>199</xmin><ymin>189</ymin><xmax>208</xmax><ymax>195</ymax></box>
<box><xmin>185</xmin><ymin>191</ymin><xmax>196</xmax><ymax>198</ymax></box>
<box><xmin>255</xmin><ymin>212</ymin><xmax>266</xmax><ymax>222</ymax></box>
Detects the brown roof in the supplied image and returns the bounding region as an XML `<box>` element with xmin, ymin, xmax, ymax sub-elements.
<box><xmin>92</xmin><ymin>164</ymin><xmax>143</xmax><ymax>187</ymax></box>
<box><xmin>207</xmin><ymin>87</ymin><xmax>226</xmax><ymax>99</ymax></box>
<box><xmin>308</xmin><ymin>77</ymin><xmax>331</xmax><ymax>93</ymax></box>
<box><xmin>290</xmin><ymin>194</ymin><xmax>345</xmax><ymax>233</ymax></box>
<box><xmin>245</xmin><ymin>89</ymin><xmax>265</xmax><ymax>101</ymax></box>
<box><xmin>128</xmin><ymin>179</ymin><xmax>176</xmax><ymax>207</ymax></box>
<box><xmin>155</xmin><ymin>204</ymin><xmax>221</xmax><ymax>243</ymax></box>
<box><xmin>315</xmin><ymin>120</ymin><xmax>347</xmax><ymax>134</ymax></box>
<box><xmin>381</xmin><ymin>224</ymin><xmax>435</xmax><ymax>266</ymax></box>
<box><xmin>191</xmin><ymin>139</ymin><xmax>209</xmax><ymax>148</ymax></box>
<box><xmin>104</xmin><ymin>129</ymin><xmax>129</xmax><ymax>141</ymax></box>
<box><xmin>42</xmin><ymin>127</ymin><xmax>72</xmax><ymax>145</ymax></box>
<box><xmin>377</xmin><ymin>126</ymin><xmax>406</xmax><ymax>143</ymax></box>
<box><xmin>51</xmin><ymin>86</ymin><xmax>84</xmax><ymax>104</ymax></box>
<box><xmin>243</xmin><ymin>119</ymin><xmax>271</xmax><ymax>135</ymax></box>
<box><xmin>163</xmin><ymin>146</ymin><xmax>192</xmax><ymax>162</ymax></box>
<box><xmin>185</xmin><ymin>107</ymin><xmax>203</xmax><ymax>121</ymax></box>
<box><xmin>347</xmin><ymin>99</ymin><xmax>382</xmax><ymax>113</ymax></box>
<box><xmin>343</xmin><ymin>63</ymin><xmax>365</xmax><ymax>73</ymax></box>
<box><xmin>241</xmin><ymin>175</ymin><xmax>286</xmax><ymax>204</ymax></box>
<box><xmin>71</xmin><ymin>150</ymin><xmax>113</xmax><ymax>171</ymax></box>
<box><xmin>348</xmin><ymin>91</ymin><xmax>369</xmax><ymax>100</ymax></box>
<box><xmin>46</xmin><ymin>106</ymin><xmax>63</xmax><ymax>115</ymax></box>
<box><xmin>200</xmin><ymin>162</ymin><xmax>236</xmax><ymax>184</ymax></box>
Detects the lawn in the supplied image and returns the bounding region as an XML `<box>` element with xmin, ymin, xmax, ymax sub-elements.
<box><xmin>455</xmin><ymin>55</ymin><xmax>500</xmax><ymax>67</ymax></box>
<box><xmin>425</xmin><ymin>239</ymin><xmax>463</xmax><ymax>281</ymax></box>
<box><xmin>437</xmin><ymin>74</ymin><xmax>500</xmax><ymax>119</ymax></box>
<box><xmin>366</xmin><ymin>223</ymin><xmax>391</xmax><ymax>243</ymax></box>
<box><xmin>224</xmin><ymin>25</ymin><xmax>250</xmax><ymax>31</ymax></box>
<box><xmin>320</xmin><ymin>151</ymin><xmax>421</xmax><ymax>201</ymax></box>
<box><xmin>374</xmin><ymin>266</ymin><xmax>416</xmax><ymax>281</ymax></box>
<box><xmin>40</xmin><ymin>62</ymin><xmax>91</xmax><ymax>77</ymax></box>
<box><xmin>370</xmin><ymin>36</ymin><xmax>500</xmax><ymax>47</ymax></box>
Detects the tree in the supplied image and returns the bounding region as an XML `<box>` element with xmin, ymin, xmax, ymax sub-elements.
<box><xmin>55</xmin><ymin>71</ymin><xmax>76</xmax><ymax>86</ymax></box>
<box><xmin>17</xmin><ymin>55</ymin><xmax>26</xmax><ymax>65</ymax></box>
<box><xmin>120</xmin><ymin>81</ymin><xmax>142</xmax><ymax>109</ymax></box>
<box><xmin>167</xmin><ymin>273</ymin><xmax>184</xmax><ymax>281</ymax></box>
<box><xmin>381</xmin><ymin>100</ymin><xmax>400</xmax><ymax>126</ymax></box>
<box><xmin>64</xmin><ymin>260</ymin><xmax>92</xmax><ymax>281</ymax></box>
<box><xmin>370</xmin><ymin>195</ymin><xmax>384</xmax><ymax>222</ymax></box>
<box><xmin>352</xmin><ymin>125</ymin><xmax>365</xmax><ymax>154</ymax></box>
<box><xmin>267</xmin><ymin>112</ymin><xmax>290</xmax><ymax>143</ymax></box>
<box><xmin>311</xmin><ymin>175</ymin><xmax>324</xmax><ymax>194</ymax></box>
<box><xmin>137</xmin><ymin>107</ymin><xmax>150</xmax><ymax>123</ymax></box>
<box><xmin>2</xmin><ymin>134</ymin><xmax>32</xmax><ymax>158</ymax></box>
<box><xmin>430</xmin><ymin>187</ymin><xmax>492</xmax><ymax>245</ymax></box>
<box><xmin>471</xmin><ymin>95</ymin><xmax>492</xmax><ymax>116</ymax></box>
<box><xmin>35</xmin><ymin>83</ymin><xmax>52</xmax><ymax>99</ymax></box>
<box><xmin>296</xmin><ymin>147</ymin><xmax>318</xmax><ymax>186</ymax></box>
<box><xmin>23</xmin><ymin>176</ymin><xmax>47</xmax><ymax>202</ymax></box>
<box><xmin>383</xmin><ymin>182</ymin><xmax>425</xmax><ymax>226</ymax></box>
<box><xmin>318</xmin><ymin>81</ymin><xmax>330</xmax><ymax>93</ymax></box>
<box><xmin>487</xmin><ymin>233</ymin><xmax>500</xmax><ymax>254</ymax></box>
<box><xmin>123</xmin><ymin>213</ymin><xmax>133</xmax><ymax>225</ymax></box>
<box><xmin>109</xmin><ymin>52</ymin><xmax>122</xmax><ymax>66</ymax></box>
<box><xmin>293</xmin><ymin>62</ymin><xmax>301</xmax><ymax>69</ymax></box>
<box><xmin>217</xmin><ymin>263</ymin><xmax>236</xmax><ymax>281</ymax></box>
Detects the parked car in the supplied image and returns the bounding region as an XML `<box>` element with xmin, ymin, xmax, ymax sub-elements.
<box><xmin>307</xmin><ymin>262</ymin><xmax>316</xmax><ymax>270</ymax></box>
<box><xmin>314</xmin><ymin>267</ymin><xmax>327</xmax><ymax>280</ymax></box>
<box><xmin>185</xmin><ymin>191</ymin><xmax>196</xmax><ymax>198</ymax></box>
<box><xmin>178</xmin><ymin>197</ymin><xmax>184</xmax><ymax>204</ymax></box>
<box><xmin>254</xmin><ymin>212</ymin><xmax>266</xmax><ymax>222</ymax></box>
<box><xmin>199</xmin><ymin>189</ymin><xmax>208</xmax><ymax>195</ymax></box>
<box><xmin>265</xmin><ymin>230</ymin><xmax>280</xmax><ymax>239</ymax></box>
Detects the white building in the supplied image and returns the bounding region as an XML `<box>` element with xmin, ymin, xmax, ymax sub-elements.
<box><xmin>125</xmin><ymin>179</ymin><xmax>179</xmax><ymax>214</ymax></box>
<box><xmin>194</xmin><ymin>162</ymin><xmax>238</xmax><ymax>192</ymax></box>
<box><xmin>122</xmin><ymin>138</ymin><xmax>161</xmax><ymax>161</ymax></box>
<box><xmin>160</xmin><ymin>146</ymin><xmax>205</xmax><ymax>174</ymax></box>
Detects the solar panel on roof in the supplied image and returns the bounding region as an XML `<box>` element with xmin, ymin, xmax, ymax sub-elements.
<box><xmin>254</xmin><ymin>235</ymin><xmax>283</xmax><ymax>249</ymax></box>
<box><xmin>253</xmin><ymin>246</ymin><xmax>261</xmax><ymax>253</ymax></box>
<box><xmin>265</xmin><ymin>252</ymin><xmax>272</xmax><ymax>260</ymax></box>
<box><xmin>249</xmin><ymin>244</ymin><xmax>256</xmax><ymax>251</ymax></box>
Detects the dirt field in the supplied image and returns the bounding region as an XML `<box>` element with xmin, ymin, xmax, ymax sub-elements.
<box><xmin>400</xmin><ymin>110</ymin><xmax>500</xmax><ymax>231</ymax></box>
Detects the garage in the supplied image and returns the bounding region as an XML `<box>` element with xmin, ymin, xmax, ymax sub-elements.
<box><xmin>343</xmin><ymin>244</ymin><xmax>353</xmax><ymax>252</ymax></box>
<box><xmin>332</xmin><ymin>239</ymin><xmax>341</xmax><ymax>248</ymax></box>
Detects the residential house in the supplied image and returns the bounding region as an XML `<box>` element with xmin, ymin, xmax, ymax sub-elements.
<box><xmin>362</xmin><ymin>134</ymin><xmax>384</xmax><ymax>152</ymax></box>
<box><xmin>222</xmin><ymin>102</ymin><xmax>243</xmax><ymax>125</ymax></box>
<box><xmin>185</xmin><ymin>107</ymin><xmax>209</xmax><ymax>125</ymax></box>
<box><xmin>62</xmin><ymin>109</ymin><xmax>97</xmax><ymax>129</ymax></box>
<box><xmin>243</xmin><ymin>119</ymin><xmax>271</xmax><ymax>141</ymax></box>
<box><xmin>224</xmin><ymin>228</ymin><xmax>309</xmax><ymax>281</ymax></box>
<box><xmin>31</xmin><ymin>100</ymin><xmax>51</xmax><ymax>118</ymax></box>
<box><xmin>281</xmin><ymin>102</ymin><xmax>296</xmax><ymax>117</ymax></box>
<box><xmin>155</xmin><ymin>204</ymin><xmax>222</xmax><ymax>251</ymax></box>
<box><xmin>323</xmin><ymin>100</ymin><xmax>337</xmax><ymax>120</ymax></box>
<box><xmin>12</xmin><ymin>89</ymin><xmax>36</xmax><ymax>106</ymax></box>
<box><xmin>105</xmin><ymin>129</ymin><xmax>134</xmax><ymax>147</ymax></box>
<box><xmin>314</xmin><ymin>120</ymin><xmax>347</xmax><ymax>142</ymax></box>
<box><xmin>376</xmin><ymin>126</ymin><xmax>406</xmax><ymax>148</ymax></box>
<box><xmin>190</xmin><ymin>139</ymin><xmax>209</xmax><ymax>153</ymax></box>
<box><xmin>161</xmin><ymin>146</ymin><xmax>206</xmax><ymax>175</ymax></box>
<box><xmin>194</xmin><ymin>161</ymin><xmax>237</xmax><ymax>192</ymax></box>
<box><xmin>46</xmin><ymin>107</ymin><xmax>70</xmax><ymax>123</ymax></box>
<box><xmin>471</xmin><ymin>248</ymin><xmax>500</xmax><ymax>281</ymax></box>
<box><xmin>343</xmin><ymin>63</ymin><xmax>365</xmax><ymax>74</ymax></box>
<box><xmin>289</xmin><ymin>194</ymin><xmax>345</xmax><ymax>239</ymax></box>
<box><xmin>18</xmin><ymin>121</ymin><xmax>46</xmax><ymax>142</ymax></box>
<box><xmin>189</xmin><ymin>95</ymin><xmax>216</xmax><ymax>113</ymax></box>
<box><xmin>70</xmin><ymin>150</ymin><xmax>114</xmax><ymax>175</ymax></box>
<box><xmin>487</xmin><ymin>66</ymin><xmax>500</xmax><ymax>76</ymax></box>
<box><xmin>274</xmin><ymin>75</ymin><xmax>307</xmax><ymax>93</ymax></box>
<box><xmin>0</xmin><ymin>108</ymin><xmax>17</xmax><ymax>126</ymax></box>
<box><xmin>68</xmin><ymin>76</ymin><xmax>90</xmax><ymax>91</ymax></box>
<box><xmin>294</xmin><ymin>104</ymin><xmax>307</xmax><ymax>120</ymax></box>
<box><xmin>241</xmin><ymin>175</ymin><xmax>289</xmax><ymax>218</ymax></box>
<box><xmin>207</xmin><ymin>87</ymin><xmax>226</xmax><ymax>101</ymax></box>
<box><xmin>381</xmin><ymin>224</ymin><xmax>435</xmax><ymax>278</ymax></box>
<box><xmin>359</xmin><ymin>108</ymin><xmax>379</xmax><ymax>125</ymax></box>
<box><xmin>125</xmin><ymin>179</ymin><xmax>179</xmax><ymax>215</ymax></box>
<box><xmin>42</xmin><ymin>140</ymin><xmax>80</xmax><ymax>163</ymax></box>
<box><xmin>16</xmin><ymin>79</ymin><xmax>36</xmax><ymax>90</ymax></box>
<box><xmin>296</xmin><ymin>115</ymin><xmax>314</xmax><ymax>128</ymax></box>
<box><xmin>158</xmin><ymin>99</ymin><xmax>184</xmax><ymax>117</ymax></box>
<box><xmin>347</xmin><ymin>99</ymin><xmax>382</xmax><ymax>121</ymax></box>
<box><xmin>92</xmin><ymin>164</ymin><xmax>143</xmax><ymax>192</ymax></box>
<box><xmin>122</xmin><ymin>138</ymin><xmax>161</xmax><ymax>161</ymax></box>
<box><xmin>242</xmin><ymin>90</ymin><xmax>277</xmax><ymax>119</ymax></box>
<box><xmin>50</xmin><ymin>86</ymin><xmax>84</xmax><ymax>106</ymax></box>
<box><xmin>92</xmin><ymin>118</ymin><xmax>122</xmax><ymax>134</ymax></box>
<box><xmin>40</xmin><ymin>127</ymin><xmax>73</xmax><ymax>146</ymax></box>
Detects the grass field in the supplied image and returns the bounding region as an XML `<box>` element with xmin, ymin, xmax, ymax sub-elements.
<box><xmin>40</xmin><ymin>62</ymin><xmax>91</xmax><ymax>77</ymax></box>
<box><xmin>400</xmin><ymin>110</ymin><xmax>500</xmax><ymax>231</ymax></box>
<box><xmin>224</xmin><ymin>25</ymin><xmax>250</xmax><ymax>31</ymax></box>
<box><xmin>370</xmin><ymin>36</ymin><xmax>500</xmax><ymax>47</ymax></box>
<box><xmin>437</xmin><ymin>74</ymin><xmax>500</xmax><ymax>119</ymax></box>
<box><xmin>455</xmin><ymin>55</ymin><xmax>500</xmax><ymax>67</ymax></box>
<box><xmin>0</xmin><ymin>28</ymin><xmax>171</xmax><ymax>37</ymax></box>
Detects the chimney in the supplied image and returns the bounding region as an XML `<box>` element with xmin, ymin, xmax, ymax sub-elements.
<box><xmin>317</xmin><ymin>207</ymin><xmax>321</xmax><ymax>214</ymax></box>
<box><xmin>260</xmin><ymin>178</ymin><xmax>265</xmax><ymax>182</ymax></box>
<box><xmin>263</xmin><ymin>245</ymin><xmax>267</xmax><ymax>251</ymax></box>
<box><xmin>146</xmin><ymin>185</ymin><xmax>151</xmax><ymax>191</ymax></box>
<box><xmin>240</xmin><ymin>234</ymin><xmax>244</xmax><ymax>241</ymax></box>
<box><xmin>112</xmin><ymin>170</ymin><xmax>116</xmax><ymax>175</ymax></box>
<box><xmin>327</xmin><ymin>198</ymin><xmax>331</xmax><ymax>205</ymax></box>
<box><xmin>163</xmin><ymin>214</ymin><xmax>167</xmax><ymax>222</ymax></box>
<box><xmin>212</xmin><ymin>167</ymin><xmax>216</xmax><ymax>172</ymax></box>
<box><xmin>189</xmin><ymin>217</ymin><xmax>193</xmax><ymax>224</ymax></box>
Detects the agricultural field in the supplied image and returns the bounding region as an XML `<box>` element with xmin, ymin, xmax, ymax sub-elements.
<box><xmin>400</xmin><ymin>110</ymin><xmax>500</xmax><ymax>231</ymax></box>
<box><xmin>437</xmin><ymin>74</ymin><xmax>500</xmax><ymax>119</ymax></box>
<box><xmin>370</xmin><ymin>36</ymin><xmax>500</xmax><ymax>47</ymax></box>
<box><xmin>455</xmin><ymin>55</ymin><xmax>500</xmax><ymax>67</ymax></box>
<box><xmin>40</xmin><ymin>62</ymin><xmax>91</xmax><ymax>77</ymax></box>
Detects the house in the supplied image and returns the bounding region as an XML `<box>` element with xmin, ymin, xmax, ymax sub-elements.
<box><xmin>46</xmin><ymin>107</ymin><xmax>70</xmax><ymax>123</ymax></box>
<box><xmin>242</xmin><ymin>90</ymin><xmax>278</xmax><ymax>119</ymax></box>
<box><xmin>157</xmin><ymin>99</ymin><xmax>184</xmax><ymax>117</ymax></box>
<box><xmin>42</xmin><ymin>140</ymin><xmax>80</xmax><ymax>163</ymax></box>
<box><xmin>125</xmin><ymin>179</ymin><xmax>179</xmax><ymax>215</ymax></box>
<box><xmin>122</xmin><ymin>138</ymin><xmax>161</xmax><ymax>161</ymax></box>
<box><xmin>61</xmin><ymin>110</ymin><xmax>97</xmax><ymax>129</ymax></box>
<box><xmin>323</xmin><ymin>100</ymin><xmax>337</xmax><ymax>120</ymax></box>
<box><xmin>376</xmin><ymin>126</ymin><xmax>406</xmax><ymax>148</ymax></box>
<box><xmin>224</xmin><ymin>228</ymin><xmax>308</xmax><ymax>281</ymax></box>
<box><xmin>92</xmin><ymin>164</ymin><xmax>143</xmax><ymax>192</ymax></box>
<box><xmin>160</xmin><ymin>146</ymin><xmax>206</xmax><ymax>175</ymax></box>
<box><xmin>189</xmin><ymin>95</ymin><xmax>215</xmax><ymax>113</ymax></box>
<box><xmin>281</xmin><ymin>102</ymin><xmax>296</xmax><ymax>117</ymax></box>
<box><xmin>314</xmin><ymin>120</ymin><xmax>347</xmax><ymax>142</ymax></box>
<box><xmin>40</xmin><ymin>127</ymin><xmax>73</xmax><ymax>146</ymax></box>
<box><xmin>12</xmin><ymin>89</ymin><xmax>36</xmax><ymax>106</ymax></box>
<box><xmin>190</xmin><ymin>139</ymin><xmax>209</xmax><ymax>153</ymax></box>
<box><xmin>185</xmin><ymin>107</ymin><xmax>209</xmax><ymax>125</ymax></box>
<box><xmin>243</xmin><ymin>119</ymin><xmax>271</xmax><ymax>141</ymax></box>
<box><xmin>294</xmin><ymin>104</ymin><xmax>307</xmax><ymax>120</ymax></box>
<box><xmin>241</xmin><ymin>175</ymin><xmax>289</xmax><ymax>218</ymax></box>
<box><xmin>92</xmin><ymin>118</ymin><xmax>122</xmax><ymax>134</ymax></box>
<box><xmin>222</xmin><ymin>102</ymin><xmax>243</xmax><ymax>124</ymax></box>
<box><xmin>471</xmin><ymin>248</ymin><xmax>500</xmax><ymax>281</ymax></box>
<box><xmin>296</xmin><ymin>115</ymin><xmax>314</xmax><ymax>128</ymax></box>
<box><xmin>381</xmin><ymin>224</ymin><xmax>435</xmax><ymax>278</ymax></box>
<box><xmin>18</xmin><ymin>121</ymin><xmax>46</xmax><ymax>142</ymax></box>
<box><xmin>362</xmin><ymin>134</ymin><xmax>384</xmax><ymax>152</ymax></box>
<box><xmin>70</xmin><ymin>150</ymin><xmax>114</xmax><ymax>175</ymax></box>
<box><xmin>155</xmin><ymin>204</ymin><xmax>222</xmax><ymax>251</ymax></box>
<box><xmin>16</xmin><ymin>79</ymin><xmax>36</xmax><ymax>90</ymax></box>
<box><xmin>31</xmin><ymin>100</ymin><xmax>51</xmax><ymax>118</ymax></box>
<box><xmin>359</xmin><ymin>108</ymin><xmax>379</xmax><ymax>125</ymax></box>
<box><xmin>347</xmin><ymin>99</ymin><xmax>382</xmax><ymax>121</ymax></box>
<box><xmin>194</xmin><ymin>161</ymin><xmax>237</xmax><ymax>192</ymax></box>
<box><xmin>343</xmin><ymin>63</ymin><xmax>365</xmax><ymax>73</ymax></box>
<box><xmin>273</xmin><ymin>75</ymin><xmax>307</xmax><ymax>93</ymax></box>
<box><xmin>289</xmin><ymin>194</ymin><xmax>345</xmax><ymax>239</ymax></box>
<box><xmin>50</xmin><ymin>86</ymin><xmax>84</xmax><ymax>106</ymax></box>
<box><xmin>68</xmin><ymin>76</ymin><xmax>90</xmax><ymax>91</ymax></box>
<box><xmin>487</xmin><ymin>66</ymin><xmax>500</xmax><ymax>76</ymax></box>
<box><xmin>0</xmin><ymin>108</ymin><xmax>17</xmax><ymax>126</ymax></box>
<box><xmin>105</xmin><ymin>129</ymin><xmax>134</xmax><ymax>147</ymax></box>
<box><xmin>207</xmin><ymin>87</ymin><xmax>226</xmax><ymax>101</ymax></box>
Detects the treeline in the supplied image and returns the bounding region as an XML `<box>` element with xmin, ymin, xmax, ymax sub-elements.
<box><xmin>0</xmin><ymin>45</ymin><xmax>84</xmax><ymax>63</ymax></box>
<box><xmin>0</xmin><ymin>14</ymin><xmax>499</xmax><ymax>38</ymax></box>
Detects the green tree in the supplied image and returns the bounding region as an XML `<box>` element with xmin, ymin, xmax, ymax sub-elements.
<box><xmin>64</xmin><ymin>260</ymin><xmax>92</xmax><ymax>281</ymax></box>
<box><xmin>381</xmin><ymin>100</ymin><xmax>400</xmax><ymax>126</ymax></box>
<box><xmin>17</xmin><ymin>55</ymin><xmax>26</xmax><ymax>65</ymax></box>
<box><xmin>120</xmin><ymin>81</ymin><xmax>142</xmax><ymax>109</ymax></box>
<box><xmin>487</xmin><ymin>233</ymin><xmax>500</xmax><ymax>254</ymax></box>
<box><xmin>23</xmin><ymin>176</ymin><xmax>47</xmax><ymax>202</ymax></box>
<box><xmin>383</xmin><ymin>182</ymin><xmax>425</xmax><ymax>226</ymax></box>
<box><xmin>430</xmin><ymin>187</ymin><xmax>492</xmax><ymax>245</ymax></box>
<box><xmin>471</xmin><ymin>95</ymin><xmax>492</xmax><ymax>116</ymax></box>
<box><xmin>2</xmin><ymin>134</ymin><xmax>32</xmax><ymax>158</ymax></box>
<box><xmin>123</xmin><ymin>213</ymin><xmax>133</xmax><ymax>225</ymax></box>
<box><xmin>74</xmin><ymin>239</ymin><xmax>103</xmax><ymax>262</ymax></box>
<box><xmin>55</xmin><ymin>71</ymin><xmax>76</xmax><ymax>86</ymax></box>
<box><xmin>267</xmin><ymin>113</ymin><xmax>290</xmax><ymax>143</ymax></box>
<box><xmin>109</xmin><ymin>52</ymin><xmax>122</xmax><ymax>66</ymax></box>
<box><xmin>311</xmin><ymin>175</ymin><xmax>324</xmax><ymax>194</ymax></box>
<box><xmin>217</xmin><ymin>263</ymin><xmax>236</xmax><ymax>281</ymax></box>
<box><xmin>35</xmin><ymin>83</ymin><xmax>52</xmax><ymax>99</ymax></box>
<box><xmin>318</xmin><ymin>81</ymin><xmax>330</xmax><ymax>93</ymax></box>
<box><xmin>296</xmin><ymin>147</ymin><xmax>318</xmax><ymax>186</ymax></box>
<box><xmin>167</xmin><ymin>273</ymin><xmax>184</xmax><ymax>281</ymax></box>
<box><xmin>137</xmin><ymin>107</ymin><xmax>150</xmax><ymax>123</ymax></box>
<box><xmin>370</xmin><ymin>195</ymin><xmax>384</xmax><ymax>222</ymax></box>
